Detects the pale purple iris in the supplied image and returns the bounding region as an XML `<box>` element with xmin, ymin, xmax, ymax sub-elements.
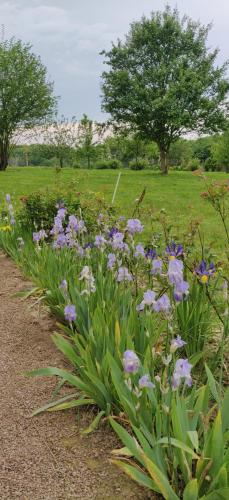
<box><xmin>153</xmin><ymin>294</ymin><xmax>171</xmax><ymax>313</ymax></box>
<box><xmin>143</xmin><ymin>290</ymin><xmax>156</xmax><ymax>305</ymax></box>
<box><xmin>76</xmin><ymin>244</ymin><xmax>85</xmax><ymax>257</ymax></box>
<box><xmin>94</xmin><ymin>235</ymin><xmax>107</xmax><ymax>248</ymax></box>
<box><xmin>111</xmin><ymin>232</ymin><xmax>125</xmax><ymax>250</ymax></box>
<box><xmin>64</xmin><ymin>304</ymin><xmax>76</xmax><ymax>322</ymax></box>
<box><xmin>172</xmin><ymin>358</ymin><xmax>192</xmax><ymax>390</ymax></box>
<box><xmin>168</xmin><ymin>258</ymin><xmax>183</xmax><ymax>285</ymax></box>
<box><xmin>126</xmin><ymin>219</ymin><xmax>143</xmax><ymax>235</ymax></box>
<box><xmin>53</xmin><ymin>233</ymin><xmax>67</xmax><ymax>249</ymax></box>
<box><xmin>50</xmin><ymin>216</ymin><xmax>64</xmax><ymax>236</ymax></box>
<box><xmin>59</xmin><ymin>279</ymin><xmax>68</xmax><ymax>292</ymax></box>
<box><xmin>151</xmin><ymin>258</ymin><xmax>163</xmax><ymax>275</ymax></box>
<box><xmin>117</xmin><ymin>267</ymin><xmax>133</xmax><ymax>282</ymax></box>
<box><xmin>57</xmin><ymin>207</ymin><xmax>67</xmax><ymax>220</ymax></box>
<box><xmin>33</xmin><ymin>229</ymin><xmax>47</xmax><ymax>243</ymax></box>
<box><xmin>174</xmin><ymin>280</ymin><xmax>189</xmax><ymax>302</ymax></box>
<box><xmin>107</xmin><ymin>253</ymin><xmax>116</xmax><ymax>270</ymax></box>
<box><xmin>123</xmin><ymin>350</ymin><xmax>140</xmax><ymax>373</ymax></box>
<box><xmin>170</xmin><ymin>336</ymin><xmax>187</xmax><ymax>353</ymax></box>
<box><xmin>139</xmin><ymin>375</ymin><xmax>155</xmax><ymax>389</ymax></box>
<box><xmin>137</xmin><ymin>289</ymin><xmax>156</xmax><ymax>312</ymax></box>
<box><xmin>166</xmin><ymin>242</ymin><xmax>183</xmax><ymax>258</ymax></box>
<box><xmin>134</xmin><ymin>244</ymin><xmax>145</xmax><ymax>258</ymax></box>
<box><xmin>33</xmin><ymin>232</ymin><xmax>40</xmax><ymax>242</ymax></box>
<box><xmin>5</xmin><ymin>194</ymin><xmax>11</xmax><ymax>202</ymax></box>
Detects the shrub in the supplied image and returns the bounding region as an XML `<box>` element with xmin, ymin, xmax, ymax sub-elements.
<box><xmin>204</xmin><ymin>157</ymin><xmax>219</xmax><ymax>172</ymax></box>
<box><xmin>187</xmin><ymin>158</ymin><xmax>200</xmax><ymax>171</ymax></box>
<box><xmin>18</xmin><ymin>188</ymin><xmax>115</xmax><ymax>232</ymax></box>
<box><xmin>94</xmin><ymin>158</ymin><xmax>122</xmax><ymax>169</ymax></box>
<box><xmin>129</xmin><ymin>158</ymin><xmax>149</xmax><ymax>170</ymax></box>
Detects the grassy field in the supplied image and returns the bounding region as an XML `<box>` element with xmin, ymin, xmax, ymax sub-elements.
<box><xmin>0</xmin><ymin>167</ymin><xmax>228</xmax><ymax>250</ymax></box>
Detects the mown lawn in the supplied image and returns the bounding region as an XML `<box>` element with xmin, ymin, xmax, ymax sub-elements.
<box><xmin>0</xmin><ymin>167</ymin><xmax>228</xmax><ymax>250</ymax></box>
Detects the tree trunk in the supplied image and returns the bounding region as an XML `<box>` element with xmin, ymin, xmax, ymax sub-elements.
<box><xmin>159</xmin><ymin>148</ymin><xmax>169</xmax><ymax>175</ymax></box>
<box><xmin>0</xmin><ymin>144</ymin><xmax>9</xmax><ymax>171</ymax></box>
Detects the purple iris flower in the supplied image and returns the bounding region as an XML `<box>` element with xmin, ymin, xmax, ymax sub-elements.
<box><xmin>153</xmin><ymin>294</ymin><xmax>171</xmax><ymax>313</ymax></box>
<box><xmin>108</xmin><ymin>227</ymin><xmax>119</xmax><ymax>238</ymax></box>
<box><xmin>117</xmin><ymin>267</ymin><xmax>133</xmax><ymax>282</ymax></box>
<box><xmin>137</xmin><ymin>289</ymin><xmax>156</xmax><ymax>312</ymax></box>
<box><xmin>107</xmin><ymin>253</ymin><xmax>116</xmax><ymax>270</ymax></box>
<box><xmin>59</xmin><ymin>279</ymin><xmax>68</xmax><ymax>292</ymax></box>
<box><xmin>195</xmin><ymin>260</ymin><xmax>215</xmax><ymax>284</ymax></box>
<box><xmin>84</xmin><ymin>242</ymin><xmax>94</xmax><ymax>249</ymax></box>
<box><xmin>139</xmin><ymin>375</ymin><xmax>155</xmax><ymax>389</ymax></box>
<box><xmin>67</xmin><ymin>215</ymin><xmax>79</xmax><ymax>232</ymax></box>
<box><xmin>5</xmin><ymin>194</ymin><xmax>11</xmax><ymax>202</ymax></box>
<box><xmin>168</xmin><ymin>258</ymin><xmax>184</xmax><ymax>285</ymax></box>
<box><xmin>174</xmin><ymin>280</ymin><xmax>189</xmax><ymax>302</ymax></box>
<box><xmin>166</xmin><ymin>242</ymin><xmax>183</xmax><ymax>258</ymax></box>
<box><xmin>111</xmin><ymin>232</ymin><xmax>125</xmax><ymax>250</ymax></box>
<box><xmin>134</xmin><ymin>244</ymin><xmax>145</xmax><ymax>258</ymax></box>
<box><xmin>33</xmin><ymin>232</ymin><xmax>40</xmax><ymax>242</ymax></box>
<box><xmin>123</xmin><ymin>350</ymin><xmax>140</xmax><ymax>373</ymax></box>
<box><xmin>57</xmin><ymin>207</ymin><xmax>67</xmax><ymax>220</ymax></box>
<box><xmin>126</xmin><ymin>219</ymin><xmax>143</xmax><ymax>235</ymax></box>
<box><xmin>145</xmin><ymin>248</ymin><xmax>157</xmax><ymax>260</ymax></box>
<box><xmin>53</xmin><ymin>233</ymin><xmax>67</xmax><ymax>249</ymax></box>
<box><xmin>94</xmin><ymin>235</ymin><xmax>107</xmax><ymax>248</ymax></box>
<box><xmin>64</xmin><ymin>304</ymin><xmax>76</xmax><ymax>322</ymax></box>
<box><xmin>170</xmin><ymin>336</ymin><xmax>187</xmax><ymax>353</ymax></box>
<box><xmin>172</xmin><ymin>359</ymin><xmax>192</xmax><ymax>390</ymax></box>
<box><xmin>143</xmin><ymin>290</ymin><xmax>156</xmax><ymax>306</ymax></box>
<box><xmin>151</xmin><ymin>258</ymin><xmax>163</xmax><ymax>275</ymax></box>
<box><xmin>50</xmin><ymin>216</ymin><xmax>64</xmax><ymax>236</ymax></box>
<box><xmin>33</xmin><ymin>229</ymin><xmax>47</xmax><ymax>243</ymax></box>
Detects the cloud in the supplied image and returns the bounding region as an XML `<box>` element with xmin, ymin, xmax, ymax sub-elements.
<box><xmin>0</xmin><ymin>0</ymin><xmax>228</xmax><ymax>119</ymax></box>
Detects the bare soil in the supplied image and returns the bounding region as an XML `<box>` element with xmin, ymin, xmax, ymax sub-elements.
<box><xmin>0</xmin><ymin>253</ymin><xmax>152</xmax><ymax>500</ymax></box>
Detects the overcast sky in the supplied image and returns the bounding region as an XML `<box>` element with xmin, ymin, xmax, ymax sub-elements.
<box><xmin>1</xmin><ymin>0</ymin><xmax>229</xmax><ymax>120</ymax></box>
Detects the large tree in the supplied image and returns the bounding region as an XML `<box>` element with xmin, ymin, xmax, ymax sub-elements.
<box><xmin>101</xmin><ymin>6</ymin><xmax>229</xmax><ymax>174</ymax></box>
<box><xmin>0</xmin><ymin>38</ymin><xmax>56</xmax><ymax>170</ymax></box>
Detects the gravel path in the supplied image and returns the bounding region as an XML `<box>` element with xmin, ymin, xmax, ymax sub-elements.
<box><xmin>0</xmin><ymin>253</ymin><xmax>148</xmax><ymax>500</ymax></box>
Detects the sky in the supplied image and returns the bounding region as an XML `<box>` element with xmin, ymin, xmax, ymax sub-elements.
<box><xmin>1</xmin><ymin>0</ymin><xmax>229</xmax><ymax>120</ymax></box>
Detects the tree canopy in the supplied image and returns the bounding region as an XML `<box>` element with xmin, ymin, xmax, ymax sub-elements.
<box><xmin>0</xmin><ymin>38</ymin><xmax>56</xmax><ymax>170</ymax></box>
<box><xmin>101</xmin><ymin>6</ymin><xmax>229</xmax><ymax>173</ymax></box>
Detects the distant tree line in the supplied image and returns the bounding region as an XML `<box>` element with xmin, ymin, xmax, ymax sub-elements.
<box><xmin>9</xmin><ymin>126</ymin><xmax>229</xmax><ymax>172</ymax></box>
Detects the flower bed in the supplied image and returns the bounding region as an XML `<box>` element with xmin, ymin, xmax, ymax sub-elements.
<box><xmin>0</xmin><ymin>178</ymin><xmax>228</xmax><ymax>499</ymax></box>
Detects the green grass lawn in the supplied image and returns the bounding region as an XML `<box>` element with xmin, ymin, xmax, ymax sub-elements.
<box><xmin>0</xmin><ymin>167</ymin><xmax>228</xmax><ymax>250</ymax></box>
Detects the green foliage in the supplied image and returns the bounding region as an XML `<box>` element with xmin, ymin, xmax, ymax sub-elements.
<box><xmin>187</xmin><ymin>158</ymin><xmax>201</xmax><ymax>171</ymax></box>
<box><xmin>18</xmin><ymin>189</ymin><xmax>80</xmax><ymax>231</ymax></box>
<box><xmin>94</xmin><ymin>158</ymin><xmax>122</xmax><ymax>169</ymax></box>
<box><xmin>0</xmin><ymin>37</ymin><xmax>56</xmax><ymax>170</ymax></box>
<box><xmin>109</xmin><ymin>377</ymin><xmax>229</xmax><ymax>499</ymax></box>
<box><xmin>17</xmin><ymin>187</ymin><xmax>115</xmax><ymax>232</ymax></box>
<box><xmin>101</xmin><ymin>6</ymin><xmax>229</xmax><ymax>173</ymax></box>
<box><xmin>129</xmin><ymin>158</ymin><xmax>150</xmax><ymax>170</ymax></box>
<box><xmin>212</xmin><ymin>128</ymin><xmax>229</xmax><ymax>173</ymax></box>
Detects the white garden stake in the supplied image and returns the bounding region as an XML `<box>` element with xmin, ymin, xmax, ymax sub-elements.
<box><xmin>112</xmin><ymin>172</ymin><xmax>121</xmax><ymax>204</ymax></box>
